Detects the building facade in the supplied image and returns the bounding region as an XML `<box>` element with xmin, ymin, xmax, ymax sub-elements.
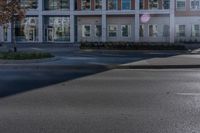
<box><xmin>0</xmin><ymin>0</ymin><xmax>200</xmax><ymax>44</ymax></box>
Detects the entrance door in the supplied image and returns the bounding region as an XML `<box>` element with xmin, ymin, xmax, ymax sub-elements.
<box><xmin>28</xmin><ymin>28</ymin><xmax>35</xmax><ymax>42</ymax></box>
<box><xmin>47</xmin><ymin>28</ymin><xmax>54</xmax><ymax>42</ymax></box>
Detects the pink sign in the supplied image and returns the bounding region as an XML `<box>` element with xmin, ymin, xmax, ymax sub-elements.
<box><xmin>141</xmin><ymin>14</ymin><xmax>150</xmax><ymax>23</ymax></box>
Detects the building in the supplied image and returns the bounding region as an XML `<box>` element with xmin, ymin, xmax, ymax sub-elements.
<box><xmin>0</xmin><ymin>0</ymin><xmax>199</xmax><ymax>44</ymax></box>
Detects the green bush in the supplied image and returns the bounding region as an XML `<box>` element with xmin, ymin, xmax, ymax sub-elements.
<box><xmin>80</xmin><ymin>42</ymin><xmax>187</xmax><ymax>50</ymax></box>
<box><xmin>0</xmin><ymin>52</ymin><xmax>54</xmax><ymax>60</ymax></box>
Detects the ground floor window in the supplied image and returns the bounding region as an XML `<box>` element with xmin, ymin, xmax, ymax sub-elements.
<box><xmin>108</xmin><ymin>25</ymin><xmax>117</xmax><ymax>37</ymax></box>
<box><xmin>163</xmin><ymin>25</ymin><xmax>170</xmax><ymax>37</ymax></box>
<box><xmin>82</xmin><ymin>25</ymin><xmax>91</xmax><ymax>37</ymax></box>
<box><xmin>140</xmin><ymin>25</ymin><xmax>144</xmax><ymax>37</ymax></box>
<box><xmin>176</xmin><ymin>25</ymin><xmax>185</xmax><ymax>37</ymax></box>
<box><xmin>149</xmin><ymin>24</ymin><xmax>158</xmax><ymax>37</ymax></box>
<box><xmin>95</xmin><ymin>25</ymin><xmax>102</xmax><ymax>37</ymax></box>
<box><xmin>121</xmin><ymin>25</ymin><xmax>131</xmax><ymax>37</ymax></box>
<box><xmin>192</xmin><ymin>24</ymin><xmax>200</xmax><ymax>37</ymax></box>
<box><xmin>15</xmin><ymin>16</ymin><xmax>38</xmax><ymax>42</ymax></box>
<box><xmin>44</xmin><ymin>16</ymin><xmax>70</xmax><ymax>42</ymax></box>
<box><xmin>3</xmin><ymin>25</ymin><xmax>8</xmax><ymax>42</ymax></box>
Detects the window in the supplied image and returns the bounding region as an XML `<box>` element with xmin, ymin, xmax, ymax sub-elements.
<box><xmin>20</xmin><ymin>0</ymin><xmax>38</xmax><ymax>9</ymax></box>
<box><xmin>108</xmin><ymin>0</ymin><xmax>118</xmax><ymax>10</ymax></box>
<box><xmin>95</xmin><ymin>0</ymin><xmax>102</xmax><ymax>10</ymax></box>
<box><xmin>3</xmin><ymin>25</ymin><xmax>8</xmax><ymax>42</ymax></box>
<box><xmin>122</xmin><ymin>0</ymin><xmax>131</xmax><ymax>10</ymax></box>
<box><xmin>176</xmin><ymin>0</ymin><xmax>186</xmax><ymax>10</ymax></box>
<box><xmin>95</xmin><ymin>25</ymin><xmax>102</xmax><ymax>37</ymax></box>
<box><xmin>82</xmin><ymin>0</ymin><xmax>91</xmax><ymax>10</ymax></box>
<box><xmin>163</xmin><ymin>0</ymin><xmax>170</xmax><ymax>9</ymax></box>
<box><xmin>192</xmin><ymin>25</ymin><xmax>200</xmax><ymax>37</ymax></box>
<box><xmin>191</xmin><ymin>0</ymin><xmax>200</xmax><ymax>9</ymax></box>
<box><xmin>176</xmin><ymin>25</ymin><xmax>186</xmax><ymax>37</ymax></box>
<box><xmin>108</xmin><ymin>25</ymin><xmax>117</xmax><ymax>37</ymax></box>
<box><xmin>163</xmin><ymin>25</ymin><xmax>169</xmax><ymax>37</ymax></box>
<box><xmin>149</xmin><ymin>0</ymin><xmax>159</xmax><ymax>9</ymax></box>
<box><xmin>149</xmin><ymin>25</ymin><xmax>158</xmax><ymax>37</ymax></box>
<box><xmin>121</xmin><ymin>25</ymin><xmax>131</xmax><ymax>37</ymax></box>
<box><xmin>82</xmin><ymin>25</ymin><xmax>91</xmax><ymax>37</ymax></box>
<box><xmin>140</xmin><ymin>25</ymin><xmax>144</xmax><ymax>37</ymax></box>
<box><xmin>44</xmin><ymin>0</ymin><xmax>69</xmax><ymax>10</ymax></box>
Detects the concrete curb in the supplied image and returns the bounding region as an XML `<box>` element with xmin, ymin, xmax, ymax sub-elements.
<box><xmin>117</xmin><ymin>65</ymin><xmax>200</xmax><ymax>69</ymax></box>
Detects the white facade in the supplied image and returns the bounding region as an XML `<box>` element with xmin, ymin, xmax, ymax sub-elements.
<box><xmin>2</xmin><ymin>0</ymin><xmax>199</xmax><ymax>44</ymax></box>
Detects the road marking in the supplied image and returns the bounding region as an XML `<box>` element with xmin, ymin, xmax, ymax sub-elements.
<box><xmin>176</xmin><ymin>93</ymin><xmax>200</xmax><ymax>96</ymax></box>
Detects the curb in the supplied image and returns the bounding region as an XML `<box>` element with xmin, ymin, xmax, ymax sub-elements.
<box><xmin>117</xmin><ymin>65</ymin><xmax>200</xmax><ymax>69</ymax></box>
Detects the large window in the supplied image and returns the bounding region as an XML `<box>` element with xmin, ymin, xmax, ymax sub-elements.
<box><xmin>108</xmin><ymin>25</ymin><xmax>117</xmax><ymax>37</ymax></box>
<box><xmin>108</xmin><ymin>0</ymin><xmax>118</xmax><ymax>10</ymax></box>
<box><xmin>44</xmin><ymin>0</ymin><xmax>69</xmax><ymax>10</ymax></box>
<box><xmin>176</xmin><ymin>0</ymin><xmax>186</xmax><ymax>10</ymax></box>
<box><xmin>95</xmin><ymin>0</ymin><xmax>102</xmax><ymax>10</ymax></box>
<box><xmin>149</xmin><ymin>0</ymin><xmax>159</xmax><ymax>9</ymax></box>
<box><xmin>20</xmin><ymin>0</ymin><xmax>38</xmax><ymax>9</ymax></box>
<box><xmin>82</xmin><ymin>25</ymin><xmax>91</xmax><ymax>37</ymax></box>
<box><xmin>121</xmin><ymin>25</ymin><xmax>131</xmax><ymax>37</ymax></box>
<box><xmin>82</xmin><ymin>0</ymin><xmax>91</xmax><ymax>10</ymax></box>
<box><xmin>176</xmin><ymin>25</ymin><xmax>186</xmax><ymax>37</ymax></box>
<box><xmin>95</xmin><ymin>25</ymin><xmax>102</xmax><ymax>37</ymax></box>
<box><xmin>192</xmin><ymin>25</ymin><xmax>200</xmax><ymax>37</ymax></box>
<box><xmin>149</xmin><ymin>25</ymin><xmax>158</xmax><ymax>37</ymax></box>
<box><xmin>191</xmin><ymin>0</ymin><xmax>200</xmax><ymax>9</ymax></box>
<box><xmin>44</xmin><ymin>17</ymin><xmax>70</xmax><ymax>42</ymax></box>
<box><xmin>122</xmin><ymin>0</ymin><xmax>131</xmax><ymax>10</ymax></box>
<box><xmin>140</xmin><ymin>25</ymin><xmax>144</xmax><ymax>37</ymax></box>
<box><xmin>15</xmin><ymin>17</ymin><xmax>38</xmax><ymax>42</ymax></box>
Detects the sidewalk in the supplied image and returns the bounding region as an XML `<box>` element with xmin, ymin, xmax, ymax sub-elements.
<box><xmin>119</xmin><ymin>54</ymin><xmax>200</xmax><ymax>69</ymax></box>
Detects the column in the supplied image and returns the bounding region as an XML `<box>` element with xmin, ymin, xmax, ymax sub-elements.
<box><xmin>38</xmin><ymin>0</ymin><xmax>43</xmax><ymax>43</ymax></box>
<box><xmin>70</xmin><ymin>0</ymin><xmax>75</xmax><ymax>43</ymax></box>
<box><xmin>135</xmin><ymin>0</ymin><xmax>140</xmax><ymax>42</ymax></box>
<box><xmin>170</xmin><ymin>0</ymin><xmax>175</xmax><ymax>43</ymax></box>
<box><xmin>102</xmin><ymin>0</ymin><xmax>107</xmax><ymax>42</ymax></box>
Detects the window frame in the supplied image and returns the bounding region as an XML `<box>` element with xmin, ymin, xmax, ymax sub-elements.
<box><xmin>108</xmin><ymin>25</ymin><xmax>118</xmax><ymax>37</ymax></box>
<box><xmin>82</xmin><ymin>25</ymin><xmax>91</xmax><ymax>37</ymax></box>
<box><xmin>121</xmin><ymin>24</ymin><xmax>131</xmax><ymax>37</ymax></box>
<box><xmin>176</xmin><ymin>0</ymin><xmax>186</xmax><ymax>10</ymax></box>
<box><xmin>148</xmin><ymin>24</ymin><xmax>158</xmax><ymax>37</ymax></box>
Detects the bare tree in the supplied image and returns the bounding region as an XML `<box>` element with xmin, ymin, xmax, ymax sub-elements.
<box><xmin>0</xmin><ymin>0</ymin><xmax>25</xmax><ymax>52</ymax></box>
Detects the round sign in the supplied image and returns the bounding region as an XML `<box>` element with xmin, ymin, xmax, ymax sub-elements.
<box><xmin>141</xmin><ymin>14</ymin><xmax>151</xmax><ymax>23</ymax></box>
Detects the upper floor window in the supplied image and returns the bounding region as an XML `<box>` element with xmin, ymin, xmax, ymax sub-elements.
<box><xmin>20</xmin><ymin>0</ymin><xmax>38</xmax><ymax>9</ymax></box>
<box><xmin>108</xmin><ymin>0</ymin><xmax>118</xmax><ymax>10</ymax></box>
<box><xmin>122</xmin><ymin>0</ymin><xmax>131</xmax><ymax>10</ymax></box>
<box><xmin>82</xmin><ymin>0</ymin><xmax>91</xmax><ymax>10</ymax></box>
<box><xmin>191</xmin><ymin>0</ymin><xmax>200</xmax><ymax>10</ymax></box>
<box><xmin>95</xmin><ymin>0</ymin><xmax>102</xmax><ymax>10</ymax></box>
<box><xmin>149</xmin><ymin>0</ymin><xmax>159</xmax><ymax>9</ymax></box>
<box><xmin>176</xmin><ymin>0</ymin><xmax>186</xmax><ymax>10</ymax></box>
<box><xmin>44</xmin><ymin>0</ymin><xmax>69</xmax><ymax>10</ymax></box>
<box><xmin>163</xmin><ymin>0</ymin><xmax>170</xmax><ymax>9</ymax></box>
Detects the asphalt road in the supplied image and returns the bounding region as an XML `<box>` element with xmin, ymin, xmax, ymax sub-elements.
<box><xmin>1</xmin><ymin>69</ymin><xmax>200</xmax><ymax>133</ymax></box>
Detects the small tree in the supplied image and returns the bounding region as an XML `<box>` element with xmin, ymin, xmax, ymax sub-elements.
<box><xmin>0</xmin><ymin>0</ymin><xmax>25</xmax><ymax>52</ymax></box>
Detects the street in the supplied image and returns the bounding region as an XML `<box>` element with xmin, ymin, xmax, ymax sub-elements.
<box><xmin>0</xmin><ymin>69</ymin><xmax>200</xmax><ymax>133</ymax></box>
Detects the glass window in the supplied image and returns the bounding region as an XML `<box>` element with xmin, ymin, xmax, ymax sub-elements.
<box><xmin>82</xmin><ymin>25</ymin><xmax>91</xmax><ymax>37</ymax></box>
<box><xmin>163</xmin><ymin>0</ymin><xmax>170</xmax><ymax>9</ymax></box>
<box><xmin>95</xmin><ymin>0</ymin><xmax>102</xmax><ymax>10</ymax></box>
<box><xmin>95</xmin><ymin>25</ymin><xmax>102</xmax><ymax>37</ymax></box>
<box><xmin>82</xmin><ymin>0</ymin><xmax>91</xmax><ymax>10</ymax></box>
<box><xmin>108</xmin><ymin>25</ymin><xmax>117</xmax><ymax>37</ymax></box>
<box><xmin>44</xmin><ymin>0</ymin><xmax>69</xmax><ymax>10</ymax></box>
<box><xmin>163</xmin><ymin>25</ymin><xmax>169</xmax><ymax>37</ymax></box>
<box><xmin>176</xmin><ymin>25</ymin><xmax>186</xmax><ymax>37</ymax></box>
<box><xmin>140</xmin><ymin>25</ymin><xmax>144</xmax><ymax>37</ymax></box>
<box><xmin>121</xmin><ymin>25</ymin><xmax>131</xmax><ymax>37</ymax></box>
<box><xmin>192</xmin><ymin>24</ymin><xmax>200</xmax><ymax>37</ymax></box>
<box><xmin>122</xmin><ymin>0</ymin><xmax>131</xmax><ymax>10</ymax></box>
<box><xmin>149</xmin><ymin>25</ymin><xmax>158</xmax><ymax>37</ymax></box>
<box><xmin>108</xmin><ymin>0</ymin><xmax>118</xmax><ymax>10</ymax></box>
<box><xmin>15</xmin><ymin>17</ymin><xmax>38</xmax><ymax>42</ymax></box>
<box><xmin>20</xmin><ymin>0</ymin><xmax>38</xmax><ymax>9</ymax></box>
<box><xmin>44</xmin><ymin>17</ymin><xmax>70</xmax><ymax>42</ymax></box>
<box><xmin>176</xmin><ymin>0</ymin><xmax>186</xmax><ymax>10</ymax></box>
<box><xmin>149</xmin><ymin>0</ymin><xmax>159</xmax><ymax>9</ymax></box>
<box><xmin>191</xmin><ymin>0</ymin><xmax>200</xmax><ymax>9</ymax></box>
